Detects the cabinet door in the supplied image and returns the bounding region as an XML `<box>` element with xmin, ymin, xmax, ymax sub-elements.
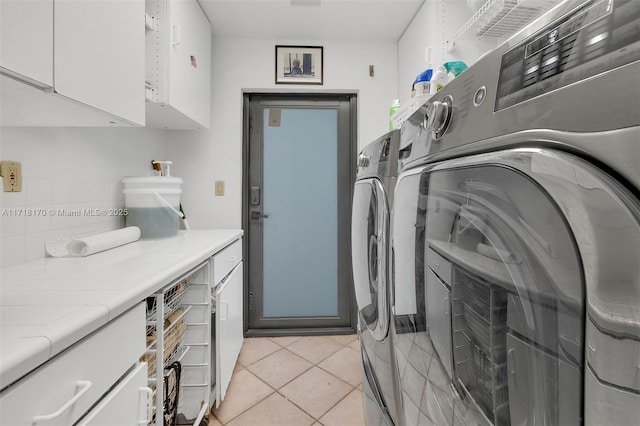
<box><xmin>54</xmin><ymin>0</ymin><xmax>145</xmax><ymax>125</ymax></box>
<box><xmin>168</xmin><ymin>0</ymin><xmax>211</xmax><ymax>128</ymax></box>
<box><xmin>77</xmin><ymin>363</ymin><xmax>150</xmax><ymax>426</ymax></box>
<box><xmin>0</xmin><ymin>0</ymin><xmax>53</xmax><ymax>87</ymax></box>
<box><xmin>426</xmin><ymin>267</ymin><xmax>452</xmax><ymax>378</ymax></box>
<box><xmin>216</xmin><ymin>262</ymin><xmax>244</xmax><ymax>402</ymax></box>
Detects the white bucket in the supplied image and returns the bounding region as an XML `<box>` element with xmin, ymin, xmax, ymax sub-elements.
<box><xmin>122</xmin><ymin>177</ymin><xmax>183</xmax><ymax>238</ymax></box>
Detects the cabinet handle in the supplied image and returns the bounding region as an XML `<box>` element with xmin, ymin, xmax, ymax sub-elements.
<box><xmin>220</xmin><ymin>300</ymin><xmax>229</xmax><ymax>321</ymax></box>
<box><xmin>138</xmin><ymin>386</ymin><xmax>154</xmax><ymax>425</ymax></box>
<box><xmin>32</xmin><ymin>380</ymin><xmax>92</xmax><ymax>424</ymax></box>
<box><xmin>227</xmin><ymin>255</ymin><xmax>238</xmax><ymax>263</ymax></box>
<box><xmin>172</xmin><ymin>25</ymin><xmax>181</xmax><ymax>46</ymax></box>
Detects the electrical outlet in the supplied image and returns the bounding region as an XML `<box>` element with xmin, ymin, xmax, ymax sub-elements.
<box><xmin>215</xmin><ymin>180</ymin><xmax>225</xmax><ymax>196</ymax></box>
<box><xmin>0</xmin><ymin>161</ymin><xmax>22</xmax><ymax>192</ymax></box>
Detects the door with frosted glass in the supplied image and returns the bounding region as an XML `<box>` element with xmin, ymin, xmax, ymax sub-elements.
<box><xmin>245</xmin><ymin>94</ymin><xmax>356</xmax><ymax>333</ymax></box>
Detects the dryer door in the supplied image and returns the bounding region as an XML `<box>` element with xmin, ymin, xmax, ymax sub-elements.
<box><xmin>352</xmin><ymin>178</ymin><xmax>390</xmax><ymax>341</ymax></box>
<box><xmin>391</xmin><ymin>147</ymin><xmax>640</xmax><ymax>426</ymax></box>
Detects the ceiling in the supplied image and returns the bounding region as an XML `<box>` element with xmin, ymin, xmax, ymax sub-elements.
<box><xmin>198</xmin><ymin>0</ymin><xmax>426</xmax><ymax>41</ymax></box>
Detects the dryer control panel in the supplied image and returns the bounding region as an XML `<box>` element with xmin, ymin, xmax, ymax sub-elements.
<box><xmin>496</xmin><ymin>0</ymin><xmax>640</xmax><ymax>111</ymax></box>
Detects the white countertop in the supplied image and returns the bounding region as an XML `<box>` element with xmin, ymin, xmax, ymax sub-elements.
<box><xmin>0</xmin><ymin>229</ymin><xmax>243</xmax><ymax>389</ymax></box>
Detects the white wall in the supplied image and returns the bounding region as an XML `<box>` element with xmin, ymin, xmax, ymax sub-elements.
<box><xmin>166</xmin><ymin>37</ymin><xmax>399</xmax><ymax>230</ymax></box>
<box><xmin>398</xmin><ymin>0</ymin><xmax>498</xmax><ymax>103</ymax></box>
<box><xmin>0</xmin><ymin>127</ymin><xmax>167</xmax><ymax>266</ymax></box>
<box><xmin>2</xmin><ymin>3</ymin><xmax>502</xmax><ymax>266</ymax></box>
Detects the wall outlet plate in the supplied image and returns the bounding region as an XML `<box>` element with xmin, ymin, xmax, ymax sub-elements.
<box><xmin>0</xmin><ymin>161</ymin><xmax>22</xmax><ymax>192</ymax></box>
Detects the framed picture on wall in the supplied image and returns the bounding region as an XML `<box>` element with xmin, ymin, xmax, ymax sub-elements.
<box><xmin>275</xmin><ymin>45</ymin><xmax>323</xmax><ymax>85</ymax></box>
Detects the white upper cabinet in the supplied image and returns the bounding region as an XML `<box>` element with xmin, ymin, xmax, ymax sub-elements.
<box><xmin>54</xmin><ymin>0</ymin><xmax>146</xmax><ymax>126</ymax></box>
<box><xmin>145</xmin><ymin>0</ymin><xmax>211</xmax><ymax>129</ymax></box>
<box><xmin>0</xmin><ymin>0</ymin><xmax>53</xmax><ymax>87</ymax></box>
<box><xmin>0</xmin><ymin>0</ymin><xmax>145</xmax><ymax>127</ymax></box>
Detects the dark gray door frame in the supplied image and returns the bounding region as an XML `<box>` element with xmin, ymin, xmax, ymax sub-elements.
<box><xmin>241</xmin><ymin>91</ymin><xmax>358</xmax><ymax>337</ymax></box>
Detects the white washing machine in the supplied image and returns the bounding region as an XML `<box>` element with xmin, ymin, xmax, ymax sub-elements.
<box><xmin>391</xmin><ymin>0</ymin><xmax>640</xmax><ymax>425</ymax></box>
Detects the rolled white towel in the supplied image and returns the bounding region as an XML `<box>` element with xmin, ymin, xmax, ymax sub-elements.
<box><xmin>66</xmin><ymin>226</ymin><xmax>141</xmax><ymax>257</ymax></box>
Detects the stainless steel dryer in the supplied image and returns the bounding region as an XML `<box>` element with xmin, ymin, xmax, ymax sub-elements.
<box><xmin>391</xmin><ymin>1</ymin><xmax>640</xmax><ymax>425</ymax></box>
<box><xmin>352</xmin><ymin>130</ymin><xmax>402</xmax><ymax>425</ymax></box>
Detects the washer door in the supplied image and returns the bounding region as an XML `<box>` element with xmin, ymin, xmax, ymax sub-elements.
<box><xmin>352</xmin><ymin>178</ymin><xmax>390</xmax><ymax>341</ymax></box>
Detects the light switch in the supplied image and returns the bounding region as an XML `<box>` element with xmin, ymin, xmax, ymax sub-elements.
<box><xmin>215</xmin><ymin>180</ymin><xmax>225</xmax><ymax>196</ymax></box>
<box><xmin>1</xmin><ymin>161</ymin><xmax>22</xmax><ymax>192</ymax></box>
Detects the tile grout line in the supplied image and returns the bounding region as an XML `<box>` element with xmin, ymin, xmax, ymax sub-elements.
<box><xmin>212</xmin><ymin>366</ymin><xmax>278</xmax><ymax>425</ymax></box>
<box><xmin>273</xmin><ymin>382</ymin><xmax>360</xmax><ymax>423</ymax></box>
<box><xmin>245</xmin><ymin>347</ymin><xmax>316</xmax><ymax>390</ymax></box>
<box><xmin>263</xmin><ymin>337</ymin><xmax>357</xmax><ymax>422</ymax></box>
<box><xmin>214</xmin><ymin>336</ymin><xmax>360</xmax><ymax>425</ymax></box>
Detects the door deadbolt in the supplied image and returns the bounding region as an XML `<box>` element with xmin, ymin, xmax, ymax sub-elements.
<box><xmin>250</xmin><ymin>187</ymin><xmax>261</xmax><ymax>206</ymax></box>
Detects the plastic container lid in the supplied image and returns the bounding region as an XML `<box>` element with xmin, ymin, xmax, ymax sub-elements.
<box><xmin>414</xmin><ymin>68</ymin><xmax>433</xmax><ymax>83</ymax></box>
<box><xmin>122</xmin><ymin>176</ymin><xmax>182</xmax><ymax>185</ymax></box>
<box><xmin>122</xmin><ymin>188</ymin><xmax>182</xmax><ymax>194</ymax></box>
<box><xmin>444</xmin><ymin>61</ymin><xmax>468</xmax><ymax>76</ymax></box>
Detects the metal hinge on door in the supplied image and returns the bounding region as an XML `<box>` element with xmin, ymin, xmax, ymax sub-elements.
<box><xmin>249</xmin><ymin>291</ymin><xmax>254</xmax><ymax>311</ymax></box>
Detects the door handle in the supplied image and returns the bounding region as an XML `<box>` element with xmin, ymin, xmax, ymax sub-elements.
<box><xmin>171</xmin><ymin>25</ymin><xmax>181</xmax><ymax>46</ymax></box>
<box><xmin>250</xmin><ymin>211</ymin><xmax>269</xmax><ymax>220</ymax></box>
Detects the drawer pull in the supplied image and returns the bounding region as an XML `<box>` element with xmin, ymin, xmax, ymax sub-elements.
<box><xmin>138</xmin><ymin>386</ymin><xmax>154</xmax><ymax>425</ymax></box>
<box><xmin>227</xmin><ymin>255</ymin><xmax>239</xmax><ymax>263</ymax></box>
<box><xmin>32</xmin><ymin>380</ymin><xmax>92</xmax><ymax>424</ymax></box>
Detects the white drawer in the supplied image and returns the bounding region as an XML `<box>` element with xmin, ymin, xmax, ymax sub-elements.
<box><xmin>213</xmin><ymin>238</ymin><xmax>242</xmax><ymax>284</ymax></box>
<box><xmin>77</xmin><ymin>362</ymin><xmax>150</xmax><ymax>426</ymax></box>
<box><xmin>0</xmin><ymin>303</ymin><xmax>145</xmax><ymax>426</ymax></box>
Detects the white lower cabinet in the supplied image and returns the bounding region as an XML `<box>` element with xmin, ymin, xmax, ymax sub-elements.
<box><xmin>0</xmin><ymin>237</ymin><xmax>245</xmax><ymax>425</ymax></box>
<box><xmin>0</xmin><ymin>303</ymin><xmax>146</xmax><ymax>426</ymax></box>
<box><xmin>216</xmin><ymin>261</ymin><xmax>244</xmax><ymax>403</ymax></box>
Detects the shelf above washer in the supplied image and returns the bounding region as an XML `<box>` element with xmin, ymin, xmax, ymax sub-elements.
<box><xmin>448</xmin><ymin>0</ymin><xmax>558</xmax><ymax>51</ymax></box>
<box><xmin>391</xmin><ymin>94</ymin><xmax>432</xmax><ymax>130</ymax></box>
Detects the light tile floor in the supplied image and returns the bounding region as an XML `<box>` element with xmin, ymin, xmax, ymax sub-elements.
<box><xmin>208</xmin><ymin>335</ymin><xmax>365</xmax><ymax>426</ymax></box>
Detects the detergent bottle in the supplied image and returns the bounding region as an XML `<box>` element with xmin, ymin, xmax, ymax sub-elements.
<box><xmin>412</xmin><ymin>68</ymin><xmax>433</xmax><ymax>97</ymax></box>
<box><xmin>429</xmin><ymin>65</ymin><xmax>449</xmax><ymax>94</ymax></box>
<box><xmin>389</xmin><ymin>99</ymin><xmax>401</xmax><ymax>130</ymax></box>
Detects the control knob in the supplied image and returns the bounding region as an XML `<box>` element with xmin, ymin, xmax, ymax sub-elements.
<box><xmin>358</xmin><ymin>153</ymin><xmax>371</xmax><ymax>167</ymax></box>
<box><xmin>426</xmin><ymin>100</ymin><xmax>449</xmax><ymax>134</ymax></box>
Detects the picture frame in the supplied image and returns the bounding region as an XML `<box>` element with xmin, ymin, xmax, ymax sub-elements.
<box><xmin>275</xmin><ymin>45</ymin><xmax>323</xmax><ymax>85</ymax></box>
